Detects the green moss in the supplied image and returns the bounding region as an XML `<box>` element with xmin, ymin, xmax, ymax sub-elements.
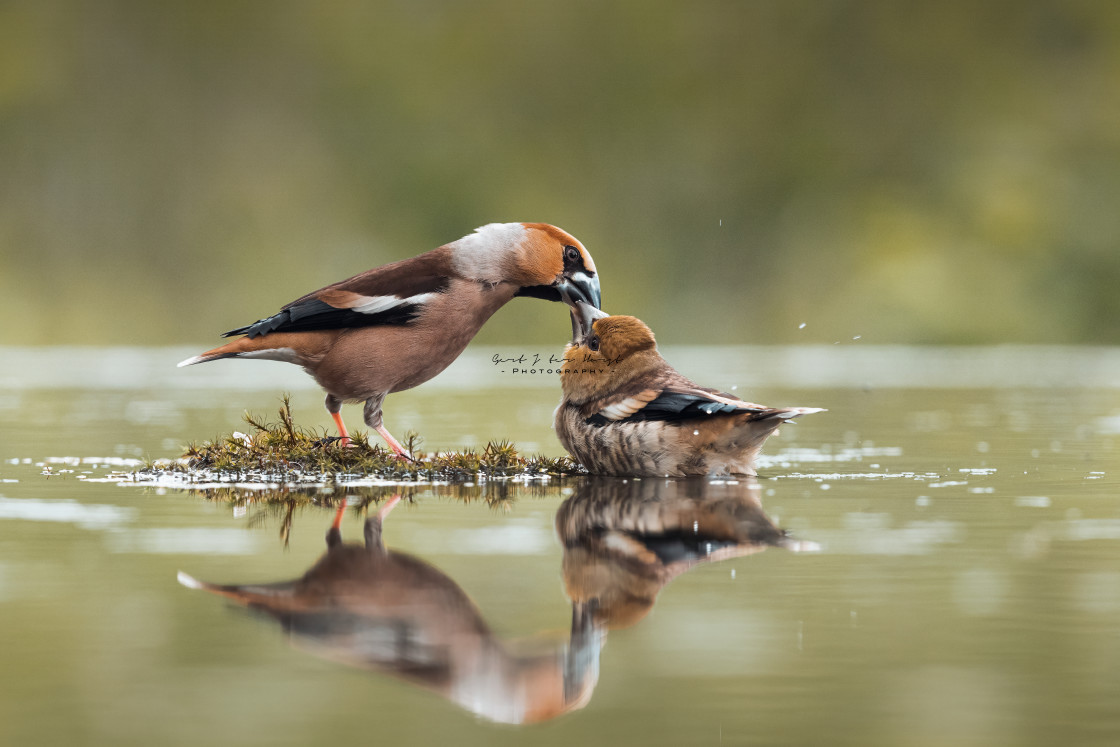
<box><xmin>143</xmin><ymin>395</ymin><xmax>585</xmax><ymax>483</ymax></box>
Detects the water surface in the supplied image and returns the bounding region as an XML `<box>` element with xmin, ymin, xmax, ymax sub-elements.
<box><xmin>1</xmin><ymin>347</ymin><xmax>1119</xmax><ymax>746</ymax></box>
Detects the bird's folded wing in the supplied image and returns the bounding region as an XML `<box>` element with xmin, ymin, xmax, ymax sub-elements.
<box><xmin>586</xmin><ymin>388</ymin><xmax>766</xmax><ymax>426</ymax></box>
<box><xmin>223</xmin><ymin>253</ymin><xmax>452</xmax><ymax>339</ymax></box>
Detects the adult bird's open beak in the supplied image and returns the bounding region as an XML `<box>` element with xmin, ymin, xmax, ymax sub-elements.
<box><xmin>569</xmin><ymin>300</ymin><xmax>609</xmax><ymax>343</ymax></box>
<box><xmin>556</xmin><ymin>271</ymin><xmax>602</xmax><ymax>312</ymax></box>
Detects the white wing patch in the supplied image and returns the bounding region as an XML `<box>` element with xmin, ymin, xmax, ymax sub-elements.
<box><xmin>349</xmin><ymin>292</ymin><xmax>438</xmax><ymax>314</ymax></box>
<box><xmin>597</xmin><ymin>389</ymin><xmax>661</xmax><ymax>421</ymax></box>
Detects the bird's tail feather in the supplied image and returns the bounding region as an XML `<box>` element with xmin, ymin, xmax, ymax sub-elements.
<box><xmin>176</xmin><ymin>334</ymin><xmax>304</xmax><ymax>367</ymax></box>
<box><xmin>776</xmin><ymin>407</ymin><xmax>826</xmax><ymax>420</ymax></box>
<box><xmin>755</xmin><ymin>407</ymin><xmax>826</xmax><ymax>422</ymax></box>
<box><xmin>176</xmin><ymin>351</ymin><xmax>239</xmax><ymax>367</ymax></box>
<box><xmin>177</xmin><ymin>571</ymin><xmax>296</xmax><ymax>605</ymax></box>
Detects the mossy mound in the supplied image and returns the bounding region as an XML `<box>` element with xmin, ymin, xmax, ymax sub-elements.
<box><xmin>141</xmin><ymin>396</ymin><xmax>585</xmax><ymax>484</ymax></box>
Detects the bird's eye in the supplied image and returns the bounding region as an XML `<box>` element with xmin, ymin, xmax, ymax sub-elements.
<box><xmin>563</xmin><ymin>245</ymin><xmax>580</xmax><ymax>264</ymax></box>
<box><xmin>588</xmin><ymin>337</ymin><xmax>600</xmax><ymax>352</ymax></box>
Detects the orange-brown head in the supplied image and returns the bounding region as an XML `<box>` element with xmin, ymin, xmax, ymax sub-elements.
<box><xmin>583</xmin><ymin>315</ymin><xmax>657</xmax><ymax>361</ymax></box>
<box><xmin>449</xmin><ymin>222</ymin><xmax>601</xmax><ymax>310</ymax></box>
<box><xmin>560</xmin><ymin>311</ymin><xmax>664</xmax><ymax>404</ymax></box>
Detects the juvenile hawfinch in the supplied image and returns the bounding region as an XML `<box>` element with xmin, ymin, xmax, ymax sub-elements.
<box><xmin>179</xmin><ymin>223</ymin><xmax>601</xmax><ymax>457</ymax></box>
<box><xmin>555</xmin><ymin>304</ymin><xmax>823</xmax><ymax>476</ymax></box>
<box><xmin>178</xmin><ymin>496</ymin><xmax>602</xmax><ymax>725</ymax></box>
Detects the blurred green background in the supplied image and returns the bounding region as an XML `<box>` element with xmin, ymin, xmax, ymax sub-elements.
<box><xmin>1</xmin><ymin>0</ymin><xmax>1118</xmax><ymax>347</ymax></box>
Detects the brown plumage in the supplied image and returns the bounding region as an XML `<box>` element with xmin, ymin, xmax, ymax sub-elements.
<box><xmin>179</xmin><ymin>223</ymin><xmax>601</xmax><ymax>456</ymax></box>
<box><xmin>177</xmin><ymin>496</ymin><xmax>602</xmax><ymax>724</ymax></box>
<box><xmin>555</xmin><ymin>307</ymin><xmax>824</xmax><ymax>476</ymax></box>
<box><xmin>557</xmin><ymin>477</ymin><xmax>806</xmax><ymax>629</ymax></box>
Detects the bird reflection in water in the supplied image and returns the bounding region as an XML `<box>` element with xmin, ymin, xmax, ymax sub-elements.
<box><xmin>557</xmin><ymin>477</ymin><xmax>815</xmax><ymax>630</ymax></box>
<box><xmin>179</xmin><ymin>479</ymin><xmax>813</xmax><ymax>723</ymax></box>
<box><xmin>179</xmin><ymin>495</ymin><xmax>602</xmax><ymax>724</ymax></box>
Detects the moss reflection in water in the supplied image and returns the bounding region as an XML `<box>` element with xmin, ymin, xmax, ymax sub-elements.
<box><xmin>189</xmin><ymin>481</ymin><xmax>559</xmax><ymax>546</ymax></box>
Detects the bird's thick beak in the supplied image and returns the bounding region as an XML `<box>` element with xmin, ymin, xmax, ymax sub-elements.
<box><xmin>569</xmin><ymin>300</ymin><xmax>609</xmax><ymax>343</ymax></box>
<box><xmin>556</xmin><ymin>271</ymin><xmax>602</xmax><ymax>311</ymax></box>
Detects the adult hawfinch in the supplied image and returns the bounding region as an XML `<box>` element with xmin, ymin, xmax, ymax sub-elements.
<box><xmin>180</xmin><ymin>222</ymin><xmax>601</xmax><ymax>456</ymax></box>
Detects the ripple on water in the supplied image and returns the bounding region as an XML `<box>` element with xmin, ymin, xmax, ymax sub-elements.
<box><xmin>0</xmin><ymin>495</ymin><xmax>136</xmax><ymax>529</ymax></box>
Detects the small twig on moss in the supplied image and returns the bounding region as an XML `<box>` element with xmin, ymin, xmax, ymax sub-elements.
<box><xmin>243</xmin><ymin>412</ymin><xmax>270</xmax><ymax>433</ymax></box>
<box><xmin>278</xmin><ymin>394</ymin><xmax>297</xmax><ymax>443</ymax></box>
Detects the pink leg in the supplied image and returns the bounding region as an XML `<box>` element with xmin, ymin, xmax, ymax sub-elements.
<box><xmin>377</xmin><ymin>494</ymin><xmax>402</xmax><ymax>520</ymax></box>
<box><xmin>330</xmin><ymin>411</ymin><xmax>352</xmax><ymax>448</ymax></box>
<box><xmin>331</xmin><ymin>500</ymin><xmax>347</xmax><ymax>531</ymax></box>
<box><xmin>376</xmin><ymin>424</ymin><xmax>414</xmax><ymax>461</ymax></box>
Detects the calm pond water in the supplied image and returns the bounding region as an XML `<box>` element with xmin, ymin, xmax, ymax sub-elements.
<box><xmin>2</xmin><ymin>346</ymin><xmax>1119</xmax><ymax>746</ymax></box>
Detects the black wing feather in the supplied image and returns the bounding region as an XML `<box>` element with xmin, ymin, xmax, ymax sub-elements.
<box><xmin>223</xmin><ymin>299</ymin><xmax>424</xmax><ymax>338</ymax></box>
<box><xmin>586</xmin><ymin>391</ymin><xmax>762</xmax><ymax>426</ymax></box>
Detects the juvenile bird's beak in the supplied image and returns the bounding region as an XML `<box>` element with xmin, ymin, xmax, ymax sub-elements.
<box><xmin>570</xmin><ymin>300</ymin><xmax>609</xmax><ymax>343</ymax></box>
<box><xmin>557</xmin><ymin>271</ymin><xmax>602</xmax><ymax>312</ymax></box>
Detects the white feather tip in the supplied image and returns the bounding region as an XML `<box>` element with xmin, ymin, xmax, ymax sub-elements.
<box><xmin>781</xmin><ymin>407</ymin><xmax>826</xmax><ymax>419</ymax></box>
<box><xmin>177</xmin><ymin>571</ymin><xmax>205</xmax><ymax>589</ymax></box>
